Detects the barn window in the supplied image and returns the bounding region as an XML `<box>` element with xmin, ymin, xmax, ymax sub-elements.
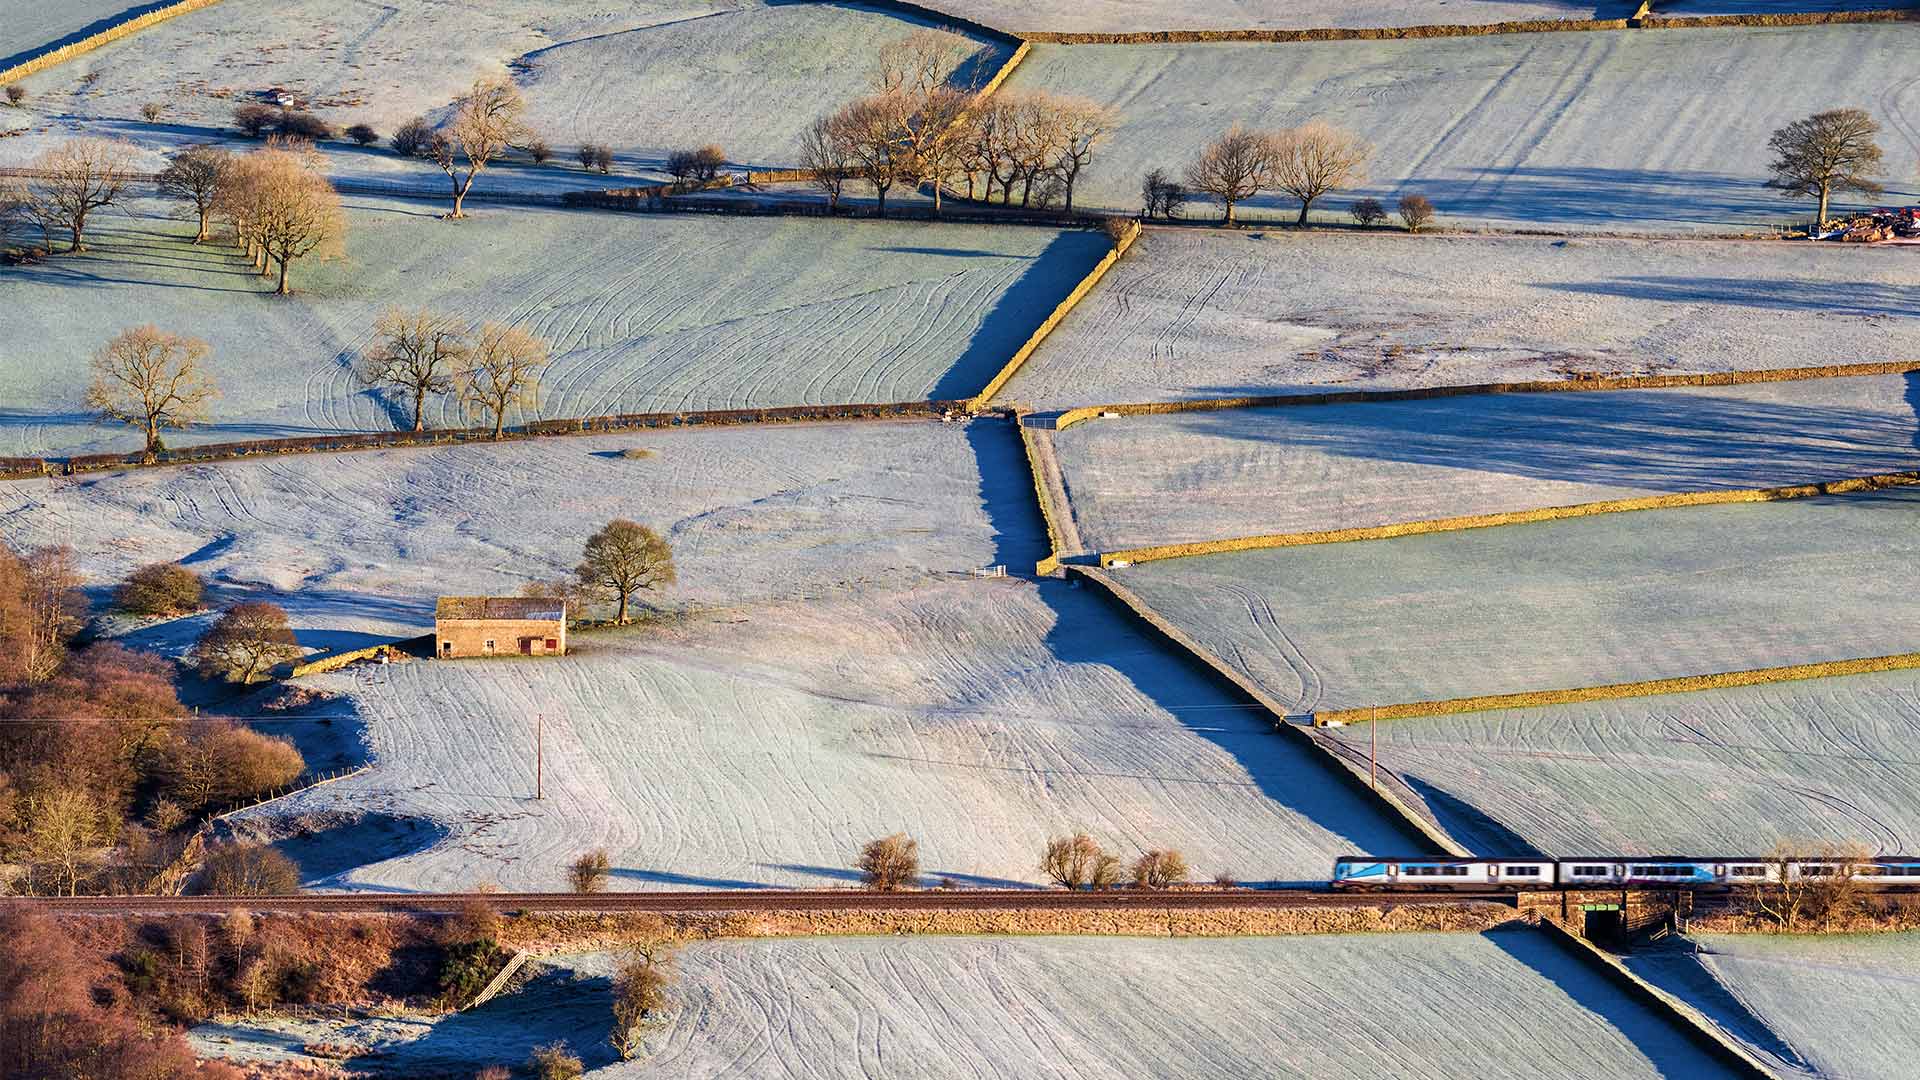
<box><xmin>484</xmin><ymin>639</ymin><xmax>495</xmax><ymax>653</ymax></box>
<box><xmin>546</xmin><ymin>638</ymin><xmax>558</xmax><ymax>650</ymax></box>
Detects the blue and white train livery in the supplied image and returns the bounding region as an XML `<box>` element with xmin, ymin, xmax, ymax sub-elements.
<box><xmin>1331</xmin><ymin>855</ymin><xmax>1920</xmax><ymax>891</ymax></box>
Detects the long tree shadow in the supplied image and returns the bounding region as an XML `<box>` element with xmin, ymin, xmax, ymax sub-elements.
<box><xmin>1543</xmin><ymin>275</ymin><xmax>1920</xmax><ymax>318</ymax></box>
<box><xmin>1487</xmin><ymin>927</ymin><xmax>1752</xmax><ymax>1079</ymax></box>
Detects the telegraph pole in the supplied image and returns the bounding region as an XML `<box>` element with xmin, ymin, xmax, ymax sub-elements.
<box><xmin>535</xmin><ymin>713</ymin><xmax>544</xmax><ymax>801</ymax></box>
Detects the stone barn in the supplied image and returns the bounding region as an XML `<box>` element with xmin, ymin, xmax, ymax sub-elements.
<box><xmin>435</xmin><ymin>597</ymin><xmax>567</xmax><ymax>659</ymax></box>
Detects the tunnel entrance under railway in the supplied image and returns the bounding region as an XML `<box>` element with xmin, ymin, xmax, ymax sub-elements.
<box><xmin>1518</xmin><ymin>890</ymin><xmax>1693</xmax><ymax>949</ymax></box>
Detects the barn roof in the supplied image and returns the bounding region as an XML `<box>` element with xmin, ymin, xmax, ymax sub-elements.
<box><xmin>435</xmin><ymin>596</ymin><xmax>566</xmax><ymax>622</ymax></box>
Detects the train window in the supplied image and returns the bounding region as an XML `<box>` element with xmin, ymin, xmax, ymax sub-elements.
<box><xmin>1503</xmin><ymin>866</ymin><xmax>1541</xmax><ymax>877</ymax></box>
<box><xmin>1571</xmin><ymin>865</ymin><xmax>1610</xmax><ymax>876</ymax></box>
<box><xmin>1630</xmin><ymin>865</ymin><xmax>1695</xmax><ymax>877</ymax></box>
<box><xmin>1800</xmin><ymin>865</ymin><xmax>1836</xmax><ymax>877</ymax></box>
<box><xmin>1443</xmin><ymin>866</ymin><xmax>1468</xmax><ymax>876</ymax></box>
<box><xmin>1730</xmin><ymin>865</ymin><xmax>1767</xmax><ymax>877</ymax></box>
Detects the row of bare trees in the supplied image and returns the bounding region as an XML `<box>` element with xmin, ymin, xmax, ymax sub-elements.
<box><xmin>800</xmin><ymin>30</ymin><xmax>1119</xmax><ymax>215</ymax></box>
<box><xmin>354</xmin><ymin>309</ymin><xmax>550</xmax><ymax>437</ymax></box>
<box><xmin>1183</xmin><ymin>121</ymin><xmax>1374</xmax><ymax>225</ymax></box>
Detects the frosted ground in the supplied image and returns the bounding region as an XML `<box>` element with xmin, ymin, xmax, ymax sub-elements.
<box><xmin>999</xmin><ymin>26</ymin><xmax>1920</xmax><ymax>229</ymax></box>
<box><xmin>997</xmin><ymin>229</ymin><xmax>1920</xmax><ymax>410</ymax></box>
<box><xmin>1117</xmin><ymin>484</ymin><xmax>1920</xmax><ymax>713</ymax></box>
<box><xmin>915</xmin><ymin>0</ymin><xmax>1642</xmax><ymax>33</ymax></box>
<box><xmin>1053</xmin><ymin>374</ymin><xmax>1920</xmax><ymax>551</ymax></box>
<box><xmin>1630</xmin><ymin>933</ymin><xmax>1920</xmax><ymax>1080</ymax></box>
<box><xmin>237</xmin><ymin>576</ymin><xmax>1429</xmax><ymax>891</ymax></box>
<box><xmin>192</xmin><ymin>932</ymin><xmax>1743</xmax><ymax>1078</ymax></box>
<box><xmin>1323</xmin><ymin>671</ymin><xmax>1920</xmax><ymax>855</ymax></box>
<box><xmin>1</xmin><ymin>0</ymin><xmax>997</xmax><ymax>186</ymax></box>
<box><xmin>0</xmin><ymin>420</ymin><xmax>1031</xmax><ymax>648</ymax></box>
<box><xmin>0</xmin><ymin>199</ymin><xmax>1106</xmax><ymax>458</ymax></box>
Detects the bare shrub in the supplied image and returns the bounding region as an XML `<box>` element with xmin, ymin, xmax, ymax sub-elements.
<box><xmin>141</xmin><ymin>101</ymin><xmax>165</xmax><ymax>123</ymax></box>
<box><xmin>526</xmin><ymin>139</ymin><xmax>552</xmax><ymax>165</ymax></box>
<box><xmin>858</xmin><ymin>833</ymin><xmax>919</xmax><ymax>891</ymax></box>
<box><xmin>86</xmin><ymin>325</ymin><xmax>219</xmax><ymax>461</ymax></box>
<box><xmin>116</xmin><ymin>561</ymin><xmax>204</xmax><ymax>616</ymax></box>
<box><xmin>157</xmin><ymin>144</ymin><xmax>231</xmax><ymax>243</ymax></box>
<box><xmin>576</xmin><ymin>143</ymin><xmax>600</xmax><ymax>171</ymax></box>
<box><xmin>194</xmin><ymin>600</ymin><xmax>300</xmax><ymax>683</ymax></box>
<box><xmin>455</xmin><ymin>321</ymin><xmax>549</xmax><ymax>438</ymax></box>
<box><xmin>1267</xmin><ymin>121</ymin><xmax>1372</xmax><ymax>225</ymax></box>
<box><xmin>530</xmin><ymin>1043</ymin><xmax>584</xmax><ymax>1080</ymax></box>
<box><xmin>234</xmin><ymin>103</ymin><xmax>277</xmax><ymax>138</ymax></box>
<box><xmin>1100</xmin><ymin>215</ymin><xmax>1133</xmax><ymax>244</ymax></box>
<box><xmin>391</xmin><ymin>116</ymin><xmax>433</xmax><ymax>158</ymax></box>
<box><xmin>569</xmin><ymin>848</ymin><xmax>611</xmax><ymax>893</ymax></box>
<box><xmin>197</xmin><ymin>842</ymin><xmax>301</xmax><ymax>896</ymax></box>
<box><xmin>476</xmin><ymin>1069</ymin><xmax>511</xmax><ymax>1080</ymax></box>
<box><xmin>277</xmin><ymin>110</ymin><xmax>333</xmax><ymax>140</ymax></box>
<box><xmin>618</xmin><ymin>447</ymin><xmax>656</xmax><ymax>460</ymax></box>
<box><xmin>1141</xmin><ymin>167</ymin><xmax>1188</xmax><ymax>219</ymax></box>
<box><xmin>610</xmin><ymin>941</ymin><xmax>676</xmax><ymax>1060</ymax></box>
<box><xmin>1348</xmin><ymin>197</ymin><xmax>1386</xmax><ymax>226</ymax></box>
<box><xmin>4</xmin><ymin>85</ymin><xmax>23</xmax><ymax>107</ymax></box>
<box><xmin>667</xmin><ymin>145</ymin><xmax>726</xmax><ymax>183</ymax></box>
<box><xmin>1768</xmin><ymin>107</ymin><xmax>1885</xmax><ymax>224</ymax></box>
<box><xmin>575</xmin><ymin>520</ymin><xmax>675</xmax><ymax>625</ymax></box>
<box><xmin>345</xmin><ymin>122</ymin><xmax>378</xmax><ymax>147</ymax></box>
<box><xmin>1185</xmin><ymin>125</ymin><xmax>1275</xmax><ymax>225</ymax></box>
<box><xmin>1397</xmin><ymin>192</ymin><xmax>1434</xmax><ymax>233</ymax></box>
<box><xmin>164</xmin><ymin>721</ymin><xmax>304</xmax><ymax>808</ymax></box>
<box><xmin>1041</xmin><ymin>833</ymin><xmax>1121</xmax><ymax>890</ymax></box>
<box><xmin>443</xmin><ymin>897</ymin><xmax>502</xmax><ymax>945</ymax></box>
<box><xmin>592</xmin><ymin>145</ymin><xmax>614</xmax><ymax>174</ymax></box>
<box><xmin>1132</xmin><ymin>849</ymin><xmax>1189</xmax><ymax>889</ymax></box>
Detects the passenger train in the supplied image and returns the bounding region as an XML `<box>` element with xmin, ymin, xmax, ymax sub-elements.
<box><xmin>1331</xmin><ymin>855</ymin><xmax>1920</xmax><ymax>891</ymax></box>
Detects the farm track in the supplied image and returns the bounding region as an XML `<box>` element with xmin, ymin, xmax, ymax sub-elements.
<box><xmin>24</xmin><ymin>888</ymin><xmax>1515</xmax><ymax>914</ymax></box>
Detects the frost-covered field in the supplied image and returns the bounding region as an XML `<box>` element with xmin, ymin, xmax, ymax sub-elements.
<box><xmin>1631</xmin><ymin>933</ymin><xmax>1920</xmax><ymax>1080</ymax></box>
<box><xmin>0</xmin><ymin>419</ymin><xmax>1027</xmax><ymax>649</ymax></box>
<box><xmin>193</xmin><ymin>932</ymin><xmax>1744</xmax><ymax>1079</ymax></box>
<box><xmin>1054</xmin><ymin>375</ymin><xmax>1920</xmax><ymax>552</ymax></box>
<box><xmin>1000</xmin><ymin>27</ymin><xmax>1919</xmax><ymax>229</ymax></box>
<box><xmin>998</xmin><ymin>230</ymin><xmax>1920</xmax><ymax>410</ymax></box>
<box><xmin>916</xmin><ymin>0</ymin><xmax>1642</xmax><ymax>33</ymax></box>
<box><xmin>236</xmin><ymin>576</ymin><xmax>1429</xmax><ymax>891</ymax></box>
<box><xmin>0</xmin><ymin>200</ymin><xmax>1105</xmax><ymax>457</ymax></box>
<box><xmin>3</xmin><ymin>1</ymin><xmax>996</xmax><ymax>182</ymax></box>
<box><xmin>1324</xmin><ymin>672</ymin><xmax>1920</xmax><ymax>854</ymax></box>
<box><xmin>1118</xmin><ymin>485</ymin><xmax>1920</xmax><ymax>712</ymax></box>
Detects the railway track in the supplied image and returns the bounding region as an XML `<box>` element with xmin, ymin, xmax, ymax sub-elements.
<box><xmin>18</xmin><ymin>888</ymin><xmax>1519</xmax><ymax>915</ymax></box>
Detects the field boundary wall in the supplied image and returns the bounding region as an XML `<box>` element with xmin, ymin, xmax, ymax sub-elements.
<box><xmin>286</xmin><ymin>633</ymin><xmax>433</xmax><ymax>678</ymax></box>
<box><xmin>1098</xmin><ymin>470</ymin><xmax>1920</xmax><ymax>567</ymax></box>
<box><xmin>1017</xmin><ymin>419</ymin><xmax>1069</xmax><ymax>575</ymax></box>
<box><xmin>0</xmin><ymin>0</ymin><xmax>228</xmax><ymax>86</ymax></box>
<box><xmin>1535</xmin><ymin>920</ymin><xmax>1776</xmax><ymax>1078</ymax></box>
<box><xmin>1064</xmin><ymin>564</ymin><xmax>1471</xmax><ymax>858</ymax></box>
<box><xmin>1314</xmin><ymin>651</ymin><xmax>1920</xmax><ymax>725</ymax></box>
<box><xmin>7</xmin><ymin>400</ymin><xmax>967</xmax><ymax>481</ymax></box>
<box><xmin>1016</xmin><ymin>17</ymin><xmax>1633</xmax><ymax>43</ymax></box>
<box><xmin>969</xmin><ymin>217</ymin><xmax>1140</xmax><ymax>410</ymax></box>
<box><xmin>1642</xmin><ymin>6</ymin><xmax>1920</xmax><ymax>29</ymax></box>
<box><xmin>1053</xmin><ymin>361</ymin><xmax>1920</xmax><ymax>431</ymax></box>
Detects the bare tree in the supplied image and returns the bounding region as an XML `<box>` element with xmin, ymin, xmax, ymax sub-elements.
<box><xmin>391</xmin><ymin>116</ymin><xmax>434</xmax><ymax>158</ymax></box>
<box><xmin>433</xmin><ymin>77</ymin><xmax>531</xmax><ymax>218</ymax></box>
<box><xmin>1041</xmin><ymin>833</ymin><xmax>1121</xmax><ymax>890</ymax></box>
<box><xmin>20</xmin><ymin>137</ymin><xmax>137</xmax><ymax>252</ymax></box>
<box><xmin>1007</xmin><ymin>92</ymin><xmax>1067</xmax><ymax>208</ymax></box>
<box><xmin>568</xmin><ymin>849</ymin><xmax>611</xmax><ymax>893</ymax></box>
<box><xmin>1752</xmin><ymin>839</ymin><xmax>1875</xmax><ymax>931</ymax></box>
<box><xmin>1267</xmin><ymin>121</ymin><xmax>1371</xmax><ymax>226</ymax></box>
<box><xmin>224</xmin><ymin>144</ymin><xmax>345</xmax><ymax>294</ymax></box>
<box><xmin>196</xmin><ymin>842</ymin><xmax>300</xmax><ymax>896</ymax></box>
<box><xmin>575</xmin><ymin>520</ymin><xmax>676</xmax><ymax>625</ymax></box>
<box><xmin>1397</xmin><ymin>192</ymin><xmax>1434</xmax><ymax>233</ymax></box>
<box><xmin>830</xmin><ymin>95</ymin><xmax>909</xmax><ymax>216</ymax></box>
<box><xmin>1767</xmin><ymin>107</ymin><xmax>1885</xmax><ymax>225</ymax></box>
<box><xmin>345</xmin><ymin>122</ymin><xmax>379</xmax><ymax>147</ymax></box>
<box><xmin>1348</xmin><ymin>197</ymin><xmax>1386</xmax><ymax>227</ymax></box>
<box><xmin>1050</xmin><ymin>97</ymin><xmax>1119</xmax><ymax>214</ymax></box>
<box><xmin>156</xmin><ymin>145</ymin><xmax>230</xmax><ymax>243</ymax></box>
<box><xmin>457</xmin><ymin>321</ymin><xmax>549</xmax><ymax>438</ymax></box>
<box><xmin>355</xmin><ymin>308</ymin><xmax>468</xmax><ymax>431</ymax></box>
<box><xmin>86</xmin><ymin>325</ymin><xmax>219</xmax><ymax>462</ymax></box>
<box><xmin>875</xmin><ymin>28</ymin><xmax>975</xmax><ymax>99</ymax></box>
<box><xmin>17</xmin><ymin>545</ymin><xmax>85</xmax><ymax>683</ymax></box>
<box><xmin>1140</xmin><ymin>168</ymin><xmax>1185</xmax><ymax>219</ymax></box>
<box><xmin>858</xmin><ymin>833</ymin><xmax>919</xmax><ymax>890</ymax></box>
<box><xmin>799</xmin><ymin>115</ymin><xmax>853</xmax><ymax>211</ymax></box>
<box><xmin>609</xmin><ymin>941</ymin><xmax>676</xmax><ymax>1060</ymax></box>
<box><xmin>1185</xmin><ymin>125</ymin><xmax>1275</xmax><ymax>225</ymax></box>
<box><xmin>20</xmin><ymin>785</ymin><xmax>113</xmax><ymax>895</ymax></box>
<box><xmin>666</xmin><ymin>146</ymin><xmax>727</xmax><ymax>184</ymax></box>
<box><xmin>1132</xmin><ymin>849</ymin><xmax>1189</xmax><ymax>889</ymax></box>
<box><xmin>195</xmin><ymin>601</ymin><xmax>301</xmax><ymax>683</ymax></box>
<box><xmin>141</xmin><ymin>101</ymin><xmax>165</xmax><ymax>124</ymax></box>
<box><xmin>4</xmin><ymin>85</ymin><xmax>23</xmax><ymax>107</ymax></box>
<box><xmin>904</xmin><ymin>87</ymin><xmax>976</xmax><ymax>213</ymax></box>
